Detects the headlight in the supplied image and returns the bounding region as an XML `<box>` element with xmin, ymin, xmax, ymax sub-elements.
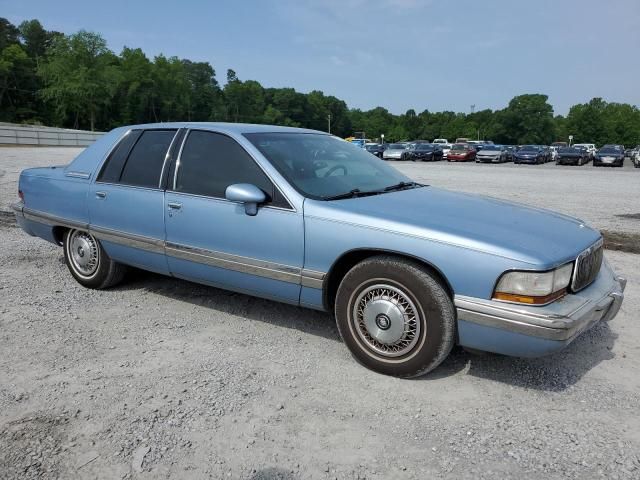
<box><xmin>493</xmin><ymin>263</ymin><xmax>573</xmax><ymax>305</ymax></box>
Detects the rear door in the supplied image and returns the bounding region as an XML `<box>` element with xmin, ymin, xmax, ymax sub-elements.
<box><xmin>163</xmin><ymin>129</ymin><xmax>304</xmax><ymax>303</ymax></box>
<box><xmin>89</xmin><ymin>128</ymin><xmax>180</xmax><ymax>274</ymax></box>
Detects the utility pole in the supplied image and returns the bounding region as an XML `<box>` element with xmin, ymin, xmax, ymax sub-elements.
<box><xmin>327</xmin><ymin>114</ymin><xmax>332</xmax><ymax>134</ymax></box>
<box><xmin>470</xmin><ymin>104</ymin><xmax>475</xmax><ymax>114</ymax></box>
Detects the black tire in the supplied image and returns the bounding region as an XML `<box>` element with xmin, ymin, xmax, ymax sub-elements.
<box><xmin>335</xmin><ymin>255</ymin><xmax>455</xmax><ymax>378</ymax></box>
<box><xmin>63</xmin><ymin>229</ymin><xmax>126</xmax><ymax>289</ymax></box>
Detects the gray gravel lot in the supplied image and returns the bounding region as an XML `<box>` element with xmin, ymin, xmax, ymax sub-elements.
<box><xmin>1</xmin><ymin>148</ymin><xmax>639</xmax><ymax>479</ymax></box>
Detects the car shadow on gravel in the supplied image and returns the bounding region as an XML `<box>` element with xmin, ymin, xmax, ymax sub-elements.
<box><xmin>111</xmin><ymin>268</ymin><xmax>341</xmax><ymax>342</ymax></box>
<box><xmin>108</xmin><ymin>267</ymin><xmax>617</xmax><ymax>390</ymax></box>
<box><xmin>450</xmin><ymin>321</ymin><xmax>618</xmax><ymax>391</ymax></box>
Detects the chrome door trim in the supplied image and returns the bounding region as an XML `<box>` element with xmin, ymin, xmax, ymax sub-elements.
<box><xmin>165</xmin><ymin>242</ymin><xmax>301</xmax><ymax>284</ymax></box>
<box><xmin>301</xmin><ymin>269</ymin><xmax>325</xmax><ymax>289</ymax></box>
<box><xmin>16</xmin><ymin>207</ymin><xmax>327</xmax><ymax>288</ymax></box>
<box><xmin>164</xmin><ymin>189</ymin><xmax>298</xmax><ymax>214</ymax></box>
<box><xmin>158</xmin><ymin>129</ymin><xmax>183</xmax><ymax>189</ymax></box>
<box><xmin>89</xmin><ymin>225</ymin><xmax>165</xmax><ymax>254</ymax></box>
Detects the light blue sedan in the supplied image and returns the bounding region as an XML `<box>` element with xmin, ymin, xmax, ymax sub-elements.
<box><xmin>12</xmin><ymin>123</ymin><xmax>626</xmax><ymax>377</ymax></box>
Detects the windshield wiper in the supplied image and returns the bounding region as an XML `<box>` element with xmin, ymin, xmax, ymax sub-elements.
<box><xmin>323</xmin><ymin>189</ymin><xmax>364</xmax><ymax>201</ymax></box>
<box><xmin>383</xmin><ymin>181</ymin><xmax>422</xmax><ymax>192</ymax></box>
<box><xmin>324</xmin><ymin>182</ymin><xmax>423</xmax><ymax>201</ymax></box>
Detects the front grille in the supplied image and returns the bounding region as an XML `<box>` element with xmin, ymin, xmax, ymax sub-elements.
<box><xmin>571</xmin><ymin>239</ymin><xmax>603</xmax><ymax>292</ymax></box>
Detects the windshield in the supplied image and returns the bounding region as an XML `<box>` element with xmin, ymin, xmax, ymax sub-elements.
<box><xmin>520</xmin><ymin>145</ymin><xmax>538</xmax><ymax>152</ymax></box>
<box><xmin>365</xmin><ymin>144</ymin><xmax>379</xmax><ymax>150</ymax></box>
<box><xmin>388</xmin><ymin>143</ymin><xmax>406</xmax><ymax>149</ymax></box>
<box><xmin>244</xmin><ymin>133</ymin><xmax>414</xmax><ymax>200</ymax></box>
<box><xmin>451</xmin><ymin>144</ymin><xmax>467</xmax><ymax>151</ymax></box>
<box><xmin>417</xmin><ymin>144</ymin><xmax>434</xmax><ymax>151</ymax></box>
<box><xmin>559</xmin><ymin>147</ymin><xmax>581</xmax><ymax>153</ymax></box>
<box><xmin>482</xmin><ymin>145</ymin><xmax>502</xmax><ymax>151</ymax></box>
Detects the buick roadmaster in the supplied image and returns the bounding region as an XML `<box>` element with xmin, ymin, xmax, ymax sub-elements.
<box><xmin>12</xmin><ymin>123</ymin><xmax>626</xmax><ymax>377</ymax></box>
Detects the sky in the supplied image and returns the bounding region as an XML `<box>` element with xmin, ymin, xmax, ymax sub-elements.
<box><xmin>3</xmin><ymin>0</ymin><xmax>639</xmax><ymax>115</ymax></box>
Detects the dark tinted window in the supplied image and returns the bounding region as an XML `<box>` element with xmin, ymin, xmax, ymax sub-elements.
<box><xmin>175</xmin><ymin>130</ymin><xmax>289</xmax><ymax>208</ymax></box>
<box><xmin>120</xmin><ymin>130</ymin><xmax>176</xmax><ymax>188</ymax></box>
<box><xmin>97</xmin><ymin>130</ymin><xmax>142</xmax><ymax>183</ymax></box>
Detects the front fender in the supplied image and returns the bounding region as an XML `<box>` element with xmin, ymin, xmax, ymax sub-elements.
<box><xmin>303</xmin><ymin>214</ymin><xmax>534</xmax><ymax>300</ymax></box>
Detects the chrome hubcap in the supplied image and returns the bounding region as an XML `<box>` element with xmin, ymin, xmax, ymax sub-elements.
<box><xmin>70</xmin><ymin>231</ymin><xmax>99</xmax><ymax>276</ymax></box>
<box><xmin>352</xmin><ymin>284</ymin><xmax>421</xmax><ymax>357</ymax></box>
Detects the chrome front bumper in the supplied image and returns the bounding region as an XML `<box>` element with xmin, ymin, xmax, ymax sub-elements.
<box><xmin>455</xmin><ymin>260</ymin><xmax>626</xmax><ymax>342</ymax></box>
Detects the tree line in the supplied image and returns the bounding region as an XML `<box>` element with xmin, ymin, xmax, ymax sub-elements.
<box><xmin>1</xmin><ymin>18</ymin><xmax>639</xmax><ymax>146</ymax></box>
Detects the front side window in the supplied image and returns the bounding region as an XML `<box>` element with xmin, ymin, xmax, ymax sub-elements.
<box><xmin>245</xmin><ymin>133</ymin><xmax>413</xmax><ymax>200</ymax></box>
<box><xmin>174</xmin><ymin>130</ymin><xmax>289</xmax><ymax>208</ymax></box>
<box><xmin>119</xmin><ymin>130</ymin><xmax>177</xmax><ymax>187</ymax></box>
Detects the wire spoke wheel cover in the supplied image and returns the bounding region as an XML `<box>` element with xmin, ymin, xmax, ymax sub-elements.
<box><xmin>68</xmin><ymin>230</ymin><xmax>100</xmax><ymax>278</ymax></box>
<box><xmin>350</xmin><ymin>283</ymin><xmax>422</xmax><ymax>358</ymax></box>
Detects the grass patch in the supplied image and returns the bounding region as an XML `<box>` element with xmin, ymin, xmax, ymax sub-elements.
<box><xmin>601</xmin><ymin>230</ymin><xmax>640</xmax><ymax>254</ymax></box>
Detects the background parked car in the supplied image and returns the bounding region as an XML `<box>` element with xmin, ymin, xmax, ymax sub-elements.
<box><xmin>402</xmin><ymin>143</ymin><xmax>443</xmax><ymax>162</ymax></box>
<box><xmin>447</xmin><ymin>143</ymin><xmax>476</xmax><ymax>162</ymax></box>
<box><xmin>504</xmin><ymin>145</ymin><xmax>517</xmax><ymax>161</ymax></box>
<box><xmin>556</xmin><ymin>146</ymin><xmax>590</xmax><ymax>165</ymax></box>
<box><xmin>433</xmin><ymin>138</ymin><xmax>449</xmax><ymax>144</ymax></box>
<box><xmin>440</xmin><ymin>143</ymin><xmax>452</xmax><ymax>160</ymax></box>
<box><xmin>593</xmin><ymin>146</ymin><xmax>625</xmax><ymax>167</ymax></box>
<box><xmin>475</xmin><ymin>144</ymin><xmax>509</xmax><ymax>163</ymax></box>
<box><xmin>382</xmin><ymin>143</ymin><xmax>408</xmax><ymax>160</ymax></box>
<box><xmin>632</xmin><ymin>146</ymin><xmax>640</xmax><ymax>168</ymax></box>
<box><xmin>365</xmin><ymin>143</ymin><xmax>387</xmax><ymax>158</ymax></box>
<box><xmin>513</xmin><ymin>145</ymin><xmax>545</xmax><ymax>164</ymax></box>
<box><xmin>573</xmin><ymin>143</ymin><xmax>596</xmax><ymax>159</ymax></box>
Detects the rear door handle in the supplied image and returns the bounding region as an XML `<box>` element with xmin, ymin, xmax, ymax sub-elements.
<box><xmin>167</xmin><ymin>202</ymin><xmax>182</xmax><ymax>210</ymax></box>
<box><xmin>95</xmin><ymin>191</ymin><xmax>107</xmax><ymax>199</ymax></box>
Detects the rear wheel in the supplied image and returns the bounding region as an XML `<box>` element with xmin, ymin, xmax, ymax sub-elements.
<box><xmin>335</xmin><ymin>256</ymin><xmax>455</xmax><ymax>377</ymax></box>
<box><xmin>63</xmin><ymin>229</ymin><xmax>126</xmax><ymax>289</ymax></box>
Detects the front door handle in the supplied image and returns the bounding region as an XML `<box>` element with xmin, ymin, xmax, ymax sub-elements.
<box><xmin>167</xmin><ymin>202</ymin><xmax>182</xmax><ymax>210</ymax></box>
<box><xmin>95</xmin><ymin>191</ymin><xmax>107</xmax><ymax>199</ymax></box>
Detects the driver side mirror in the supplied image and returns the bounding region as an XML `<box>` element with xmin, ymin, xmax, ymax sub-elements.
<box><xmin>225</xmin><ymin>183</ymin><xmax>266</xmax><ymax>216</ymax></box>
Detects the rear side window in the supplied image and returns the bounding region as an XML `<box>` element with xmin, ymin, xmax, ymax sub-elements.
<box><xmin>174</xmin><ymin>130</ymin><xmax>290</xmax><ymax>208</ymax></box>
<box><xmin>120</xmin><ymin>130</ymin><xmax>177</xmax><ymax>188</ymax></box>
<box><xmin>98</xmin><ymin>130</ymin><xmax>142</xmax><ymax>183</ymax></box>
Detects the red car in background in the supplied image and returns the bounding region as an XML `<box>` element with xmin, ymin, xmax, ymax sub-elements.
<box><xmin>447</xmin><ymin>143</ymin><xmax>476</xmax><ymax>162</ymax></box>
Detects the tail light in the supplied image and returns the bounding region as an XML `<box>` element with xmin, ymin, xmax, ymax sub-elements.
<box><xmin>18</xmin><ymin>189</ymin><xmax>24</xmax><ymax>202</ymax></box>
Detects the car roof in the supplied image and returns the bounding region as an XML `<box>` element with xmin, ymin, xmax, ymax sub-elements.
<box><xmin>121</xmin><ymin>122</ymin><xmax>325</xmax><ymax>135</ymax></box>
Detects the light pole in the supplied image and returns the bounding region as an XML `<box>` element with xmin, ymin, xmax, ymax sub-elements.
<box><xmin>327</xmin><ymin>114</ymin><xmax>332</xmax><ymax>134</ymax></box>
<box><xmin>380</xmin><ymin>134</ymin><xmax>385</xmax><ymax>144</ymax></box>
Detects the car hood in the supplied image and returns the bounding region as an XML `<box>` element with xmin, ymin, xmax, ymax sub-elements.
<box><xmin>478</xmin><ymin>150</ymin><xmax>501</xmax><ymax>156</ymax></box>
<box><xmin>305</xmin><ymin>186</ymin><xmax>601</xmax><ymax>266</ymax></box>
<box><xmin>449</xmin><ymin>150</ymin><xmax>468</xmax><ymax>155</ymax></box>
<box><xmin>384</xmin><ymin>149</ymin><xmax>405</xmax><ymax>154</ymax></box>
<box><xmin>516</xmin><ymin>151</ymin><xmax>538</xmax><ymax>156</ymax></box>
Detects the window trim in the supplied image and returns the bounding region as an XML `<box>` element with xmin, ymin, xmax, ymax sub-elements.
<box><xmin>169</xmin><ymin>128</ymin><xmax>295</xmax><ymax>212</ymax></box>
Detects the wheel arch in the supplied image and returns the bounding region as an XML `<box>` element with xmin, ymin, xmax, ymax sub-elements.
<box><xmin>52</xmin><ymin>225</ymin><xmax>69</xmax><ymax>246</ymax></box>
<box><xmin>322</xmin><ymin>248</ymin><xmax>454</xmax><ymax>312</ymax></box>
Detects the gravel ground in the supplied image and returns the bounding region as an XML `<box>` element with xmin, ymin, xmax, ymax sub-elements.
<box><xmin>0</xmin><ymin>148</ymin><xmax>639</xmax><ymax>479</ymax></box>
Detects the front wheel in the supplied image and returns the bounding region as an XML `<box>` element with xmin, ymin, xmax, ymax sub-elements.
<box><xmin>335</xmin><ymin>256</ymin><xmax>456</xmax><ymax>378</ymax></box>
<box><xmin>63</xmin><ymin>229</ymin><xmax>126</xmax><ymax>289</ymax></box>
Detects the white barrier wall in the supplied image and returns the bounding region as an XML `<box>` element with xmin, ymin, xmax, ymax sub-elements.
<box><xmin>0</xmin><ymin>124</ymin><xmax>104</xmax><ymax>147</ymax></box>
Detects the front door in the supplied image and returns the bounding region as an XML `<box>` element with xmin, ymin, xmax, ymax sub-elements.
<box><xmin>164</xmin><ymin>130</ymin><xmax>304</xmax><ymax>303</ymax></box>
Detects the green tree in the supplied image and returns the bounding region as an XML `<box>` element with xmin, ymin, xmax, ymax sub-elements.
<box><xmin>38</xmin><ymin>31</ymin><xmax>120</xmax><ymax>130</ymax></box>
<box><xmin>0</xmin><ymin>44</ymin><xmax>32</xmax><ymax>121</ymax></box>
<box><xmin>500</xmin><ymin>94</ymin><xmax>555</xmax><ymax>144</ymax></box>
